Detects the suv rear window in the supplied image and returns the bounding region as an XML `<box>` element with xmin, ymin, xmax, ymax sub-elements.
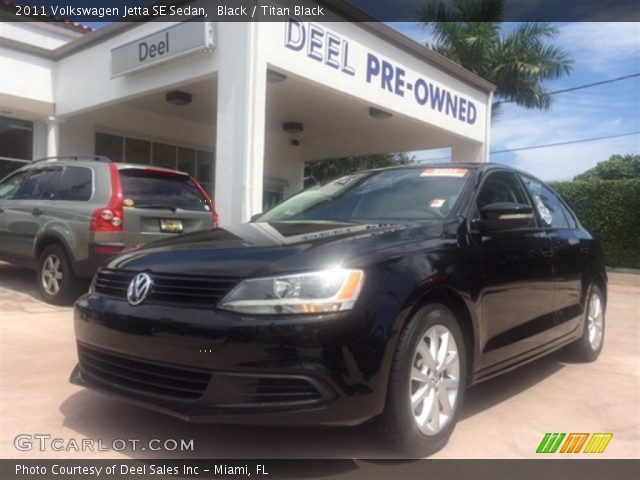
<box><xmin>119</xmin><ymin>168</ymin><xmax>210</xmax><ymax>212</ymax></box>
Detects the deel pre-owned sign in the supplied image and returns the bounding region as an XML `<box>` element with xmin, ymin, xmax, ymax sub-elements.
<box><xmin>111</xmin><ymin>22</ymin><xmax>215</xmax><ymax>77</ymax></box>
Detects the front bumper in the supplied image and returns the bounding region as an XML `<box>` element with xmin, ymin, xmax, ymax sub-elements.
<box><xmin>72</xmin><ymin>294</ymin><xmax>393</xmax><ymax>426</ymax></box>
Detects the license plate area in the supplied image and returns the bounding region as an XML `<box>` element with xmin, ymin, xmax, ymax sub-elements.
<box><xmin>160</xmin><ymin>219</ymin><xmax>183</xmax><ymax>233</ymax></box>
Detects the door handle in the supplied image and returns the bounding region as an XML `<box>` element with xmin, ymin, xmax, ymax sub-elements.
<box><xmin>31</xmin><ymin>207</ymin><xmax>44</xmax><ymax>216</ymax></box>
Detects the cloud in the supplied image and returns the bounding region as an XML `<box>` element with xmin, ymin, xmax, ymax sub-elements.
<box><xmin>555</xmin><ymin>22</ymin><xmax>640</xmax><ymax>74</ymax></box>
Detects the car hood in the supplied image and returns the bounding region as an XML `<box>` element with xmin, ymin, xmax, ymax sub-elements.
<box><xmin>104</xmin><ymin>221</ymin><xmax>449</xmax><ymax>278</ymax></box>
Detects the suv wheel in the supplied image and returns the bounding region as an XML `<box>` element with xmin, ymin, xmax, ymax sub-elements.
<box><xmin>379</xmin><ymin>303</ymin><xmax>467</xmax><ymax>457</ymax></box>
<box><xmin>37</xmin><ymin>244</ymin><xmax>81</xmax><ymax>305</ymax></box>
<box><xmin>569</xmin><ymin>284</ymin><xmax>605</xmax><ymax>362</ymax></box>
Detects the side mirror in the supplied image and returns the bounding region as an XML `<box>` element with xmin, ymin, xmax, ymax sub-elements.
<box><xmin>250</xmin><ymin>213</ymin><xmax>262</xmax><ymax>222</ymax></box>
<box><xmin>472</xmin><ymin>202</ymin><xmax>534</xmax><ymax>232</ymax></box>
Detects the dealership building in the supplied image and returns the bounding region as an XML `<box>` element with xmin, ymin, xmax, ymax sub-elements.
<box><xmin>0</xmin><ymin>2</ymin><xmax>494</xmax><ymax>224</ymax></box>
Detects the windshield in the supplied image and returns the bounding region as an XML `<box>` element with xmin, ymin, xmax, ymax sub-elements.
<box><xmin>256</xmin><ymin>167</ymin><xmax>470</xmax><ymax>223</ymax></box>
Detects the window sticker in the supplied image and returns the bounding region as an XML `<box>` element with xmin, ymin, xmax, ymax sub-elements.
<box><xmin>430</xmin><ymin>198</ymin><xmax>446</xmax><ymax>208</ymax></box>
<box><xmin>534</xmin><ymin>195</ymin><xmax>552</xmax><ymax>225</ymax></box>
<box><xmin>421</xmin><ymin>168</ymin><xmax>468</xmax><ymax>177</ymax></box>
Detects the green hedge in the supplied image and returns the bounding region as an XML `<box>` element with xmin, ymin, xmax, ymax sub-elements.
<box><xmin>549</xmin><ymin>179</ymin><xmax>640</xmax><ymax>268</ymax></box>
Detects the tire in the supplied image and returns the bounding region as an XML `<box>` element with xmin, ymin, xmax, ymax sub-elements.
<box><xmin>378</xmin><ymin>303</ymin><xmax>467</xmax><ymax>457</ymax></box>
<box><xmin>568</xmin><ymin>284</ymin><xmax>605</xmax><ymax>362</ymax></box>
<box><xmin>37</xmin><ymin>244</ymin><xmax>82</xmax><ymax>306</ymax></box>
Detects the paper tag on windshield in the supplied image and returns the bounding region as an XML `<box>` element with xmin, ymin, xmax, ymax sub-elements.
<box><xmin>430</xmin><ymin>198</ymin><xmax>446</xmax><ymax>208</ymax></box>
<box><xmin>421</xmin><ymin>168</ymin><xmax>468</xmax><ymax>177</ymax></box>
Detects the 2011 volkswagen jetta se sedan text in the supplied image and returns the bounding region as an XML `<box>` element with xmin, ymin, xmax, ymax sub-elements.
<box><xmin>71</xmin><ymin>163</ymin><xmax>607</xmax><ymax>455</ymax></box>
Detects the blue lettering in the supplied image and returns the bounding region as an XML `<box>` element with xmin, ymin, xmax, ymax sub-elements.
<box><xmin>341</xmin><ymin>40</ymin><xmax>355</xmax><ymax>76</ymax></box>
<box><xmin>414</xmin><ymin>78</ymin><xmax>429</xmax><ymax>105</ymax></box>
<box><xmin>366</xmin><ymin>53</ymin><xmax>380</xmax><ymax>83</ymax></box>
<box><xmin>445</xmin><ymin>92</ymin><xmax>458</xmax><ymax>117</ymax></box>
<box><xmin>307</xmin><ymin>24</ymin><xmax>324</xmax><ymax>62</ymax></box>
<box><xmin>285</xmin><ymin>18</ymin><xmax>304</xmax><ymax>51</ymax></box>
<box><xmin>381</xmin><ymin>60</ymin><xmax>394</xmax><ymax>92</ymax></box>
<box><xmin>467</xmin><ymin>101</ymin><xmax>477</xmax><ymax>124</ymax></box>
<box><xmin>429</xmin><ymin>84</ymin><xmax>446</xmax><ymax>112</ymax></box>
<box><xmin>325</xmin><ymin>32</ymin><xmax>340</xmax><ymax>69</ymax></box>
<box><xmin>395</xmin><ymin>67</ymin><xmax>406</xmax><ymax>97</ymax></box>
<box><xmin>459</xmin><ymin>98</ymin><xmax>467</xmax><ymax>122</ymax></box>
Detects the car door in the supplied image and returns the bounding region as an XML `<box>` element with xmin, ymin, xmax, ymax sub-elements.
<box><xmin>519</xmin><ymin>175</ymin><xmax>585</xmax><ymax>332</ymax></box>
<box><xmin>0</xmin><ymin>168</ymin><xmax>30</xmax><ymax>259</ymax></box>
<box><xmin>471</xmin><ymin>170</ymin><xmax>556</xmax><ymax>373</ymax></box>
<box><xmin>2</xmin><ymin>166</ymin><xmax>62</xmax><ymax>261</ymax></box>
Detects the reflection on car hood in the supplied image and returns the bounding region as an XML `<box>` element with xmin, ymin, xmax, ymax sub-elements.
<box><xmin>105</xmin><ymin>220</ymin><xmax>448</xmax><ymax>277</ymax></box>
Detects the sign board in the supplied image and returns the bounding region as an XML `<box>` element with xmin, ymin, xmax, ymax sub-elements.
<box><xmin>111</xmin><ymin>21</ymin><xmax>215</xmax><ymax>77</ymax></box>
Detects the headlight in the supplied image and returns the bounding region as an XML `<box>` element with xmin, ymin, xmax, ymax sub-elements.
<box><xmin>218</xmin><ymin>268</ymin><xmax>365</xmax><ymax>315</ymax></box>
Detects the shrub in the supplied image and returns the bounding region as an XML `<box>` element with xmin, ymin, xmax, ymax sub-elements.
<box><xmin>550</xmin><ymin>179</ymin><xmax>640</xmax><ymax>269</ymax></box>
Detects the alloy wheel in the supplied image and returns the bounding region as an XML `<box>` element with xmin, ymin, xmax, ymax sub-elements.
<box><xmin>41</xmin><ymin>254</ymin><xmax>63</xmax><ymax>296</ymax></box>
<box><xmin>587</xmin><ymin>291</ymin><xmax>604</xmax><ymax>351</ymax></box>
<box><xmin>410</xmin><ymin>323</ymin><xmax>460</xmax><ymax>435</ymax></box>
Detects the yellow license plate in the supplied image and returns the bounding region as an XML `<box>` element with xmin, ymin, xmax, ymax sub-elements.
<box><xmin>160</xmin><ymin>219</ymin><xmax>183</xmax><ymax>233</ymax></box>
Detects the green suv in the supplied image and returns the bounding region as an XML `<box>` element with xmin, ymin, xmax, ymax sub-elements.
<box><xmin>0</xmin><ymin>156</ymin><xmax>216</xmax><ymax>305</ymax></box>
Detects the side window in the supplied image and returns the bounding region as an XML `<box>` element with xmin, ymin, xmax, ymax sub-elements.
<box><xmin>0</xmin><ymin>170</ymin><xmax>28</xmax><ymax>200</ymax></box>
<box><xmin>477</xmin><ymin>170</ymin><xmax>530</xmax><ymax>209</ymax></box>
<box><xmin>14</xmin><ymin>167</ymin><xmax>61</xmax><ymax>200</ymax></box>
<box><xmin>519</xmin><ymin>175</ymin><xmax>576</xmax><ymax>229</ymax></box>
<box><xmin>55</xmin><ymin>166</ymin><xmax>93</xmax><ymax>201</ymax></box>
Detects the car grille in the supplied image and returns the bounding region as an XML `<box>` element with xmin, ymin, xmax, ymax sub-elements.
<box><xmin>78</xmin><ymin>344</ymin><xmax>211</xmax><ymax>400</ymax></box>
<box><xmin>93</xmin><ymin>268</ymin><xmax>239</xmax><ymax>308</ymax></box>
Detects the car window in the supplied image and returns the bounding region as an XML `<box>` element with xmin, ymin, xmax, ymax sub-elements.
<box><xmin>476</xmin><ymin>170</ymin><xmax>530</xmax><ymax>208</ymax></box>
<box><xmin>119</xmin><ymin>168</ymin><xmax>211</xmax><ymax>212</ymax></box>
<box><xmin>0</xmin><ymin>170</ymin><xmax>28</xmax><ymax>200</ymax></box>
<box><xmin>14</xmin><ymin>167</ymin><xmax>62</xmax><ymax>200</ymax></box>
<box><xmin>55</xmin><ymin>166</ymin><xmax>93</xmax><ymax>201</ymax></box>
<box><xmin>519</xmin><ymin>175</ymin><xmax>576</xmax><ymax>229</ymax></box>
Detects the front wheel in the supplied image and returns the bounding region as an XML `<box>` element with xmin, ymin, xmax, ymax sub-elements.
<box><xmin>378</xmin><ymin>303</ymin><xmax>467</xmax><ymax>457</ymax></box>
<box><xmin>569</xmin><ymin>284</ymin><xmax>606</xmax><ymax>362</ymax></box>
<box><xmin>37</xmin><ymin>244</ymin><xmax>82</xmax><ymax>305</ymax></box>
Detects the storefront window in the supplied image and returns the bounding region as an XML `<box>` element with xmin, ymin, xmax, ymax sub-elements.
<box><xmin>177</xmin><ymin>147</ymin><xmax>196</xmax><ymax>176</ymax></box>
<box><xmin>153</xmin><ymin>143</ymin><xmax>176</xmax><ymax>169</ymax></box>
<box><xmin>95</xmin><ymin>132</ymin><xmax>123</xmax><ymax>162</ymax></box>
<box><xmin>196</xmin><ymin>150</ymin><xmax>214</xmax><ymax>196</ymax></box>
<box><xmin>125</xmin><ymin>138</ymin><xmax>151</xmax><ymax>165</ymax></box>
<box><xmin>0</xmin><ymin>116</ymin><xmax>33</xmax><ymax>161</ymax></box>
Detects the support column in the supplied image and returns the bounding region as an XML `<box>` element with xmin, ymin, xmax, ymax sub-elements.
<box><xmin>452</xmin><ymin>142</ymin><xmax>485</xmax><ymax>163</ymax></box>
<box><xmin>214</xmin><ymin>23</ymin><xmax>267</xmax><ymax>226</ymax></box>
<box><xmin>46</xmin><ymin>116</ymin><xmax>60</xmax><ymax>158</ymax></box>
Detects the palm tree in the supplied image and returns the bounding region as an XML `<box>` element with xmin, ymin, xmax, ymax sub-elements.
<box><xmin>418</xmin><ymin>0</ymin><xmax>572</xmax><ymax>116</ymax></box>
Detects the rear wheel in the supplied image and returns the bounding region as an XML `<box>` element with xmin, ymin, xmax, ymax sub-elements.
<box><xmin>37</xmin><ymin>244</ymin><xmax>82</xmax><ymax>305</ymax></box>
<box><xmin>569</xmin><ymin>284</ymin><xmax>605</xmax><ymax>362</ymax></box>
<box><xmin>378</xmin><ymin>303</ymin><xmax>467</xmax><ymax>456</ymax></box>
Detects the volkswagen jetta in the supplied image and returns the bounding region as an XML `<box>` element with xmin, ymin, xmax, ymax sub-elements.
<box><xmin>71</xmin><ymin>164</ymin><xmax>607</xmax><ymax>455</ymax></box>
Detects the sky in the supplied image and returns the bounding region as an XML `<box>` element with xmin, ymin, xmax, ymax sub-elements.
<box><xmin>389</xmin><ymin>22</ymin><xmax>640</xmax><ymax>181</ymax></box>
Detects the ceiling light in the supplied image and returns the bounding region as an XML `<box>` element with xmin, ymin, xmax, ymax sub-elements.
<box><xmin>283</xmin><ymin>122</ymin><xmax>304</xmax><ymax>134</ymax></box>
<box><xmin>267</xmin><ymin>70</ymin><xmax>287</xmax><ymax>83</ymax></box>
<box><xmin>166</xmin><ymin>91</ymin><xmax>192</xmax><ymax>106</ymax></box>
<box><xmin>369</xmin><ymin>107</ymin><xmax>392</xmax><ymax>120</ymax></box>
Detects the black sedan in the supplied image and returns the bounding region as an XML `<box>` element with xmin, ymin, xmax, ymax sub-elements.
<box><xmin>71</xmin><ymin>163</ymin><xmax>607</xmax><ymax>455</ymax></box>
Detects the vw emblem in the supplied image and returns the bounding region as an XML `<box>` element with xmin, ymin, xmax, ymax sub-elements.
<box><xmin>127</xmin><ymin>272</ymin><xmax>153</xmax><ymax>306</ymax></box>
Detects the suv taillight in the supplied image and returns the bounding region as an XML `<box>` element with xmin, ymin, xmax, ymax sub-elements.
<box><xmin>90</xmin><ymin>163</ymin><xmax>124</xmax><ymax>232</ymax></box>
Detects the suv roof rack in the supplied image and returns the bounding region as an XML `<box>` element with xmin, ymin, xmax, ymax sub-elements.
<box><xmin>31</xmin><ymin>155</ymin><xmax>112</xmax><ymax>164</ymax></box>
